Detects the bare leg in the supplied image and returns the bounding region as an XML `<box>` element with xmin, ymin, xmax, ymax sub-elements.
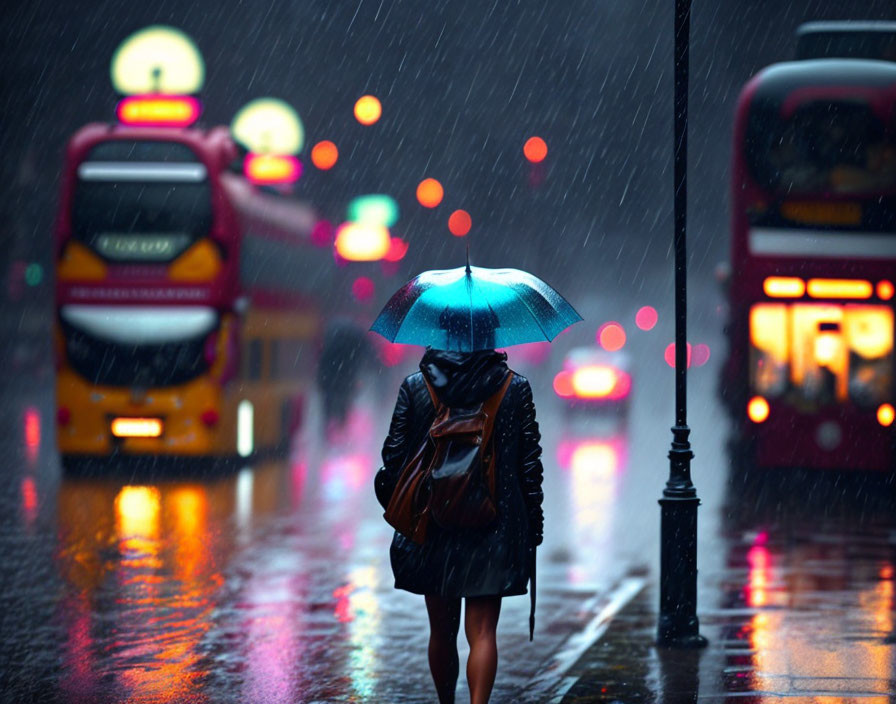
<box><xmin>464</xmin><ymin>596</ymin><xmax>502</xmax><ymax>704</ymax></box>
<box><xmin>425</xmin><ymin>594</ymin><xmax>462</xmax><ymax>704</ymax></box>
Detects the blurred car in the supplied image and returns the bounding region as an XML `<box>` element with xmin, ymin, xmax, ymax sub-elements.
<box><xmin>553</xmin><ymin>346</ymin><xmax>632</xmax><ymax>412</ymax></box>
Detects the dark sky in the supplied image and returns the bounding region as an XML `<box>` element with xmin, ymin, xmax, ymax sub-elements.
<box><xmin>3</xmin><ymin>0</ymin><xmax>894</xmax><ymax>296</ymax></box>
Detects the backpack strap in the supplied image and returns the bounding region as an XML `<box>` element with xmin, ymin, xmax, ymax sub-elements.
<box><xmin>479</xmin><ymin>372</ymin><xmax>513</xmax><ymax>500</ymax></box>
<box><xmin>481</xmin><ymin>372</ymin><xmax>513</xmax><ymax>440</ymax></box>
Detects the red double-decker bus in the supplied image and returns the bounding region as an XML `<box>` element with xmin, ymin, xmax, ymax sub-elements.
<box><xmin>723</xmin><ymin>56</ymin><xmax>896</xmax><ymax>471</ymax></box>
<box><xmin>55</xmin><ymin>110</ymin><xmax>328</xmax><ymax>461</ymax></box>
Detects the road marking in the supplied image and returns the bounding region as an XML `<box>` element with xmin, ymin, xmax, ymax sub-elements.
<box><xmin>524</xmin><ymin>575</ymin><xmax>647</xmax><ymax>702</ymax></box>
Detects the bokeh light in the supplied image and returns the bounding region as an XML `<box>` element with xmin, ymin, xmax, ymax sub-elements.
<box><xmin>24</xmin><ymin>263</ymin><xmax>44</xmax><ymax>287</ymax></box>
<box><xmin>664</xmin><ymin>341</ymin><xmax>692</xmax><ymax>368</ymax></box>
<box><xmin>747</xmin><ymin>396</ymin><xmax>770</xmax><ymax>423</ymax></box>
<box><xmin>635</xmin><ymin>306</ymin><xmax>658</xmax><ymax>331</ymax></box>
<box><xmin>523</xmin><ymin>136</ymin><xmax>548</xmax><ymax>163</ymax></box>
<box><xmin>553</xmin><ymin>370</ymin><xmax>574</xmax><ymax>398</ymax></box>
<box><xmin>597</xmin><ymin>322</ymin><xmax>626</xmax><ymax>351</ymax></box>
<box><xmin>352</xmin><ymin>276</ymin><xmax>375</xmax><ymax>303</ymax></box>
<box><xmin>231</xmin><ymin>98</ymin><xmax>304</xmax><ymax>155</ymax></box>
<box><xmin>877</xmin><ymin>403</ymin><xmax>895</xmax><ymax>427</ymax></box>
<box><xmin>384</xmin><ymin>237</ymin><xmax>409</xmax><ymax>262</ymax></box>
<box><xmin>692</xmin><ymin>343</ymin><xmax>711</xmax><ymax>367</ymax></box>
<box><xmin>311</xmin><ymin>220</ymin><xmax>335</xmax><ymax>247</ymax></box>
<box><xmin>379</xmin><ymin>341</ymin><xmax>406</xmax><ymax>367</ymax></box>
<box><xmin>110</xmin><ymin>25</ymin><xmax>205</xmax><ymax>95</ymax></box>
<box><xmin>348</xmin><ymin>194</ymin><xmax>399</xmax><ymax>227</ymax></box>
<box><xmin>243</xmin><ymin>153</ymin><xmax>302</xmax><ymax>184</ymax></box>
<box><xmin>117</xmin><ymin>95</ymin><xmax>201</xmax><ymax>127</ymax></box>
<box><xmin>334</xmin><ymin>222</ymin><xmax>391</xmax><ymax>261</ymax></box>
<box><xmin>448</xmin><ymin>209</ymin><xmax>472</xmax><ymax>237</ymax></box>
<box><xmin>877</xmin><ymin>280</ymin><xmax>894</xmax><ymax>300</ymax></box>
<box><xmin>354</xmin><ymin>95</ymin><xmax>382</xmax><ymax>125</ymax></box>
<box><xmin>311</xmin><ymin>140</ymin><xmax>339</xmax><ymax>170</ymax></box>
<box><xmin>416</xmin><ymin>178</ymin><xmax>444</xmax><ymax>208</ymax></box>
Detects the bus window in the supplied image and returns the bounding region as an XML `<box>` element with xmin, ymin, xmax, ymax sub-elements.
<box><xmin>750</xmin><ymin>304</ymin><xmax>789</xmax><ymax>397</ymax></box>
<box><xmin>271</xmin><ymin>338</ymin><xmax>307</xmax><ymax>380</ymax></box>
<box><xmin>845</xmin><ymin>306</ymin><xmax>894</xmax><ymax>407</ymax></box>
<box><xmin>796</xmin><ymin>23</ymin><xmax>896</xmax><ymax>62</ymax></box>
<box><xmin>747</xmin><ymin>102</ymin><xmax>894</xmax><ymax>197</ymax></box>
<box><xmin>243</xmin><ymin>338</ymin><xmax>264</xmax><ymax>381</ymax></box>
<box><xmin>72</xmin><ymin>141</ymin><xmax>213</xmax><ymax>262</ymax></box>
<box><xmin>750</xmin><ymin>302</ymin><xmax>893</xmax><ymax>408</ymax></box>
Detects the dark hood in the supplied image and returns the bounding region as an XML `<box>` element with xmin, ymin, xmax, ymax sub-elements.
<box><xmin>420</xmin><ymin>348</ymin><xmax>509</xmax><ymax>407</ymax></box>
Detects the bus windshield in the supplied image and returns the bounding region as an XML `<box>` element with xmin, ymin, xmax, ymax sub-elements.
<box><xmin>746</xmin><ymin>100</ymin><xmax>895</xmax><ymax>196</ymax></box>
<box><xmin>72</xmin><ymin>141</ymin><xmax>213</xmax><ymax>262</ymax></box>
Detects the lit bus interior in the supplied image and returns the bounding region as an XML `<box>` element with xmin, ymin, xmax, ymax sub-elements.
<box><xmin>750</xmin><ymin>302</ymin><xmax>893</xmax><ymax>412</ymax></box>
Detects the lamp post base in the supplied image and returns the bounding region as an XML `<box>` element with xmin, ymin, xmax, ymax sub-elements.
<box><xmin>657</xmin><ymin>492</ymin><xmax>707</xmax><ymax>648</ymax></box>
<box><xmin>657</xmin><ymin>626</ymin><xmax>709</xmax><ymax>649</ymax></box>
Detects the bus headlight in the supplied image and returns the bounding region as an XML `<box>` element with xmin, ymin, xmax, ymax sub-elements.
<box><xmin>747</xmin><ymin>396</ymin><xmax>770</xmax><ymax>423</ymax></box>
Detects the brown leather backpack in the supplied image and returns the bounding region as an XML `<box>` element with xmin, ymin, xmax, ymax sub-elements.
<box><xmin>383</xmin><ymin>372</ymin><xmax>513</xmax><ymax>544</ymax></box>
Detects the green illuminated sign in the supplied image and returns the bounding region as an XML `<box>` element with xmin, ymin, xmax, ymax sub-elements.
<box><xmin>347</xmin><ymin>194</ymin><xmax>399</xmax><ymax>228</ymax></box>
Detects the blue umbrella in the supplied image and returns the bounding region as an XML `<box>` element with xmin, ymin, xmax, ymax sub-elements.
<box><xmin>370</xmin><ymin>262</ymin><xmax>582</xmax><ymax>352</ymax></box>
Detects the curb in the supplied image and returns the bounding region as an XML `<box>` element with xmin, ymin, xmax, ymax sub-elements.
<box><xmin>523</xmin><ymin>576</ymin><xmax>648</xmax><ymax>702</ymax></box>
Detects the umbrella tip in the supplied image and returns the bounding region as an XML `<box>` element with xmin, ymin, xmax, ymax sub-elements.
<box><xmin>465</xmin><ymin>242</ymin><xmax>471</xmax><ymax>274</ymax></box>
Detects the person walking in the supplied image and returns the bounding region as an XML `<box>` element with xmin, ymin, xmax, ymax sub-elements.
<box><xmin>376</xmin><ymin>346</ymin><xmax>543</xmax><ymax>704</ymax></box>
<box><xmin>316</xmin><ymin>318</ymin><xmax>373</xmax><ymax>427</ymax></box>
<box><xmin>369</xmin><ymin>258</ymin><xmax>580</xmax><ymax>702</ymax></box>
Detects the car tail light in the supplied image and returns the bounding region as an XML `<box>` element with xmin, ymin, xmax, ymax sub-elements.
<box><xmin>57</xmin><ymin>407</ymin><xmax>71</xmax><ymax>426</ymax></box>
<box><xmin>615</xmin><ymin>371</ymin><xmax>632</xmax><ymax>399</ymax></box>
<box><xmin>200</xmin><ymin>409</ymin><xmax>220</xmax><ymax>427</ymax></box>
<box><xmin>571</xmin><ymin>365</ymin><xmax>631</xmax><ymax>401</ymax></box>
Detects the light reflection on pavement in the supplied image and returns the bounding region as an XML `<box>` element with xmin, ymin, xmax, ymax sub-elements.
<box><xmin>1</xmin><ymin>373</ymin><xmax>650</xmax><ymax>703</ymax></box>
<box><xmin>556</xmin><ymin>429</ymin><xmax>627</xmax><ymax>587</ymax></box>
<box><xmin>710</xmin><ymin>497</ymin><xmax>896</xmax><ymax>700</ymax></box>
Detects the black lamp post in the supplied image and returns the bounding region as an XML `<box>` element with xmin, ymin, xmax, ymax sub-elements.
<box><xmin>657</xmin><ymin>0</ymin><xmax>708</xmax><ymax>649</ymax></box>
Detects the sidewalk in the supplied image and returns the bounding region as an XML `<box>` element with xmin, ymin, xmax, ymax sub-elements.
<box><xmin>554</xmin><ymin>588</ymin><xmax>895</xmax><ymax>703</ymax></box>
<box><xmin>550</xmin><ymin>524</ymin><xmax>896</xmax><ymax>703</ymax></box>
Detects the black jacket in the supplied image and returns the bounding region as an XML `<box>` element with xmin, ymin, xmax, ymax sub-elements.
<box><xmin>376</xmin><ymin>349</ymin><xmax>544</xmax><ymax>597</ymax></box>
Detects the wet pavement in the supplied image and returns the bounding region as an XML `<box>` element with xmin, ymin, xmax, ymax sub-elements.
<box><xmin>0</xmin><ymin>377</ymin><xmax>603</xmax><ymax>701</ymax></box>
<box><xmin>1</xmin><ymin>378</ymin><xmax>652</xmax><ymax>703</ymax></box>
<box><xmin>2</xmin><ymin>283</ymin><xmax>895</xmax><ymax>702</ymax></box>
<box><xmin>559</xmin><ymin>471</ymin><xmax>896</xmax><ymax>703</ymax></box>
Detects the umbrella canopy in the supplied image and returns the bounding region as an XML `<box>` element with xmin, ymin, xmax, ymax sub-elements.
<box><xmin>370</xmin><ymin>264</ymin><xmax>582</xmax><ymax>352</ymax></box>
